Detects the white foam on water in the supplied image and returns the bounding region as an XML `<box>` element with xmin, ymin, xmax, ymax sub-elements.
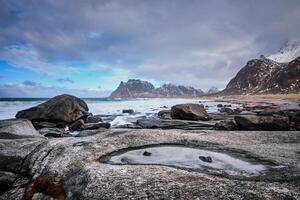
<box><xmin>0</xmin><ymin>98</ymin><xmax>239</xmax><ymax>126</ymax></box>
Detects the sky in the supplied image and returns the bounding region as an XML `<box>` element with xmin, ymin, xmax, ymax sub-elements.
<box><xmin>0</xmin><ymin>0</ymin><xmax>300</xmax><ymax>97</ymax></box>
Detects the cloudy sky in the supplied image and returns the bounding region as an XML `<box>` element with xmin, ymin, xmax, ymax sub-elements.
<box><xmin>0</xmin><ymin>0</ymin><xmax>300</xmax><ymax>97</ymax></box>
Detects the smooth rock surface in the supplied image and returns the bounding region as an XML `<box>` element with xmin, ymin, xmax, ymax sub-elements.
<box><xmin>0</xmin><ymin>119</ymin><xmax>43</xmax><ymax>139</ymax></box>
<box><xmin>15</xmin><ymin>94</ymin><xmax>88</xmax><ymax>123</ymax></box>
<box><xmin>0</xmin><ymin>129</ymin><xmax>299</xmax><ymax>199</ymax></box>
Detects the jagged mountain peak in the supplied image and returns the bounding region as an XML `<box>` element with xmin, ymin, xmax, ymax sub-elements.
<box><xmin>110</xmin><ymin>80</ymin><xmax>204</xmax><ymax>98</ymax></box>
<box><xmin>267</xmin><ymin>40</ymin><xmax>300</xmax><ymax>63</ymax></box>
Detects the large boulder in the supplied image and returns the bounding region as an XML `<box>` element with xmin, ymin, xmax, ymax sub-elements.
<box><xmin>15</xmin><ymin>94</ymin><xmax>88</xmax><ymax>123</ymax></box>
<box><xmin>234</xmin><ymin>115</ymin><xmax>290</xmax><ymax>131</ymax></box>
<box><xmin>0</xmin><ymin>119</ymin><xmax>43</xmax><ymax>139</ymax></box>
<box><xmin>171</xmin><ymin>104</ymin><xmax>210</xmax><ymax>121</ymax></box>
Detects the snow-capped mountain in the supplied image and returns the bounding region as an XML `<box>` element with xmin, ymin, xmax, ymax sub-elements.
<box><xmin>268</xmin><ymin>40</ymin><xmax>300</xmax><ymax>63</ymax></box>
<box><xmin>222</xmin><ymin>55</ymin><xmax>300</xmax><ymax>94</ymax></box>
<box><xmin>206</xmin><ymin>87</ymin><xmax>219</xmax><ymax>94</ymax></box>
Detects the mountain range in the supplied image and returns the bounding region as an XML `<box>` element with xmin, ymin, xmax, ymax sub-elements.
<box><xmin>110</xmin><ymin>41</ymin><xmax>300</xmax><ymax>98</ymax></box>
<box><xmin>110</xmin><ymin>79</ymin><xmax>205</xmax><ymax>98</ymax></box>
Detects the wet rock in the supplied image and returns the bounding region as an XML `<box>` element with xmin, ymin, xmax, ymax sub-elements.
<box><xmin>39</xmin><ymin>128</ymin><xmax>70</xmax><ymax>137</ymax></box>
<box><xmin>85</xmin><ymin>115</ymin><xmax>103</xmax><ymax>123</ymax></box>
<box><xmin>143</xmin><ymin>151</ymin><xmax>152</xmax><ymax>156</ymax></box>
<box><xmin>136</xmin><ymin>118</ymin><xmax>215</xmax><ymax>130</ymax></box>
<box><xmin>214</xmin><ymin>120</ymin><xmax>237</xmax><ymax>130</ymax></box>
<box><xmin>198</xmin><ymin>156</ymin><xmax>212</xmax><ymax>163</ymax></box>
<box><xmin>0</xmin><ymin>119</ymin><xmax>43</xmax><ymax>139</ymax></box>
<box><xmin>15</xmin><ymin>94</ymin><xmax>89</xmax><ymax>123</ymax></box>
<box><xmin>219</xmin><ymin>107</ymin><xmax>235</xmax><ymax>114</ymax></box>
<box><xmin>82</xmin><ymin>122</ymin><xmax>110</xmax><ymax>130</ymax></box>
<box><xmin>0</xmin><ymin>171</ymin><xmax>17</xmax><ymax>194</ymax></box>
<box><xmin>69</xmin><ymin>119</ymin><xmax>84</xmax><ymax>131</ymax></box>
<box><xmin>234</xmin><ymin>115</ymin><xmax>290</xmax><ymax>131</ymax></box>
<box><xmin>171</xmin><ymin>104</ymin><xmax>210</xmax><ymax>121</ymax></box>
<box><xmin>217</xmin><ymin>104</ymin><xmax>223</xmax><ymax>107</ymax></box>
<box><xmin>32</xmin><ymin>121</ymin><xmax>57</xmax><ymax>129</ymax></box>
<box><xmin>122</xmin><ymin>109</ymin><xmax>134</xmax><ymax>114</ymax></box>
<box><xmin>157</xmin><ymin>110</ymin><xmax>171</xmax><ymax>119</ymax></box>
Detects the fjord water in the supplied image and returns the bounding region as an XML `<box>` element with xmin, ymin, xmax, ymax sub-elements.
<box><xmin>0</xmin><ymin>98</ymin><xmax>235</xmax><ymax>127</ymax></box>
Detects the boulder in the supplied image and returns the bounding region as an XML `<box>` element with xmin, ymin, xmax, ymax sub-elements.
<box><xmin>15</xmin><ymin>94</ymin><xmax>89</xmax><ymax>123</ymax></box>
<box><xmin>85</xmin><ymin>115</ymin><xmax>103</xmax><ymax>123</ymax></box>
<box><xmin>234</xmin><ymin>115</ymin><xmax>290</xmax><ymax>131</ymax></box>
<box><xmin>171</xmin><ymin>104</ymin><xmax>210</xmax><ymax>121</ymax></box>
<box><xmin>69</xmin><ymin>119</ymin><xmax>84</xmax><ymax>131</ymax></box>
<box><xmin>214</xmin><ymin>120</ymin><xmax>237</xmax><ymax>130</ymax></box>
<box><xmin>122</xmin><ymin>109</ymin><xmax>134</xmax><ymax>114</ymax></box>
<box><xmin>82</xmin><ymin>122</ymin><xmax>110</xmax><ymax>130</ymax></box>
<box><xmin>157</xmin><ymin>110</ymin><xmax>171</xmax><ymax>119</ymax></box>
<box><xmin>217</xmin><ymin>104</ymin><xmax>223</xmax><ymax>107</ymax></box>
<box><xmin>219</xmin><ymin>107</ymin><xmax>234</xmax><ymax>114</ymax></box>
<box><xmin>0</xmin><ymin>119</ymin><xmax>43</xmax><ymax>139</ymax></box>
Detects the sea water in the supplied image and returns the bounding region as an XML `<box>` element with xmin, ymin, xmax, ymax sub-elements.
<box><xmin>0</xmin><ymin>98</ymin><xmax>236</xmax><ymax>127</ymax></box>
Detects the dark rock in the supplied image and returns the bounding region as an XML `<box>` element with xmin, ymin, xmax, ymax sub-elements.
<box><xmin>242</xmin><ymin>103</ymin><xmax>279</xmax><ymax>111</ymax></box>
<box><xmin>32</xmin><ymin>121</ymin><xmax>57</xmax><ymax>129</ymax></box>
<box><xmin>214</xmin><ymin>120</ymin><xmax>237</xmax><ymax>130</ymax></box>
<box><xmin>0</xmin><ymin>119</ymin><xmax>43</xmax><ymax>139</ymax></box>
<box><xmin>217</xmin><ymin>104</ymin><xmax>223</xmax><ymax>107</ymax></box>
<box><xmin>136</xmin><ymin>118</ymin><xmax>215</xmax><ymax>130</ymax></box>
<box><xmin>143</xmin><ymin>151</ymin><xmax>151</xmax><ymax>156</ymax></box>
<box><xmin>69</xmin><ymin>119</ymin><xmax>84</xmax><ymax>131</ymax></box>
<box><xmin>219</xmin><ymin>107</ymin><xmax>234</xmax><ymax>114</ymax></box>
<box><xmin>199</xmin><ymin>156</ymin><xmax>212</xmax><ymax>163</ymax></box>
<box><xmin>15</xmin><ymin>94</ymin><xmax>89</xmax><ymax>123</ymax></box>
<box><xmin>82</xmin><ymin>122</ymin><xmax>110</xmax><ymax>130</ymax></box>
<box><xmin>171</xmin><ymin>104</ymin><xmax>210</xmax><ymax>121</ymax></box>
<box><xmin>85</xmin><ymin>115</ymin><xmax>103</xmax><ymax>123</ymax></box>
<box><xmin>234</xmin><ymin>115</ymin><xmax>290</xmax><ymax>131</ymax></box>
<box><xmin>0</xmin><ymin>171</ymin><xmax>17</xmax><ymax>194</ymax></box>
<box><xmin>122</xmin><ymin>109</ymin><xmax>134</xmax><ymax>114</ymax></box>
<box><xmin>39</xmin><ymin>128</ymin><xmax>69</xmax><ymax>137</ymax></box>
<box><xmin>0</xmin><ymin>137</ymin><xmax>46</xmax><ymax>173</ymax></box>
<box><xmin>224</xmin><ymin>105</ymin><xmax>232</xmax><ymax>107</ymax></box>
<box><xmin>157</xmin><ymin>110</ymin><xmax>171</xmax><ymax>120</ymax></box>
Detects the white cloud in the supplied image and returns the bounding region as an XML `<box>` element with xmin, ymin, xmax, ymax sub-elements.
<box><xmin>0</xmin><ymin>82</ymin><xmax>111</xmax><ymax>98</ymax></box>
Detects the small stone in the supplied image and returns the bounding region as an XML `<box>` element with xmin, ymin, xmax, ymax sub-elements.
<box><xmin>85</xmin><ymin>115</ymin><xmax>103</xmax><ymax>123</ymax></box>
<box><xmin>143</xmin><ymin>151</ymin><xmax>152</xmax><ymax>156</ymax></box>
<box><xmin>69</xmin><ymin>119</ymin><xmax>84</xmax><ymax>131</ymax></box>
<box><xmin>199</xmin><ymin>156</ymin><xmax>212</xmax><ymax>163</ymax></box>
<box><xmin>217</xmin><ymin>104</ymin><xmax>223</xmax><ymax>107</ymax></box>
<box><xmin>122</xmin><ymin>109</ymin><xmax>134</xmax><ymax>114</ymax></box>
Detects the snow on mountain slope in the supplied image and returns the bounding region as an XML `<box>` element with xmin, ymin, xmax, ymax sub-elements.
<box><xmin>268</xmin><ymin>40</ymin><xmax>300</xmax><ymax>63</ymax></box>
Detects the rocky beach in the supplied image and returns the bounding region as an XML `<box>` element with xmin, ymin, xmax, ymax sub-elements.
<box><xmin>0</xmin><ymin>94</ymin><xmax>299</xmax><ymax>199</ymax></box>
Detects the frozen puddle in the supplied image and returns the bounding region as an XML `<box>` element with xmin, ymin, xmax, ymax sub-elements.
<box><xmin>104</xmin><ymin>145</ymin><xmax>276</xmax><ymax>177</ymax></box>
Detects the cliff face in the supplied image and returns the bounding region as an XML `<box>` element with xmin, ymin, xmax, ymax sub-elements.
<box><xmin>222</xmin><ymin>56</ymin><xmax>300</xmax><ymax>94</ymax></box>
<box><xmin>110</xmin><ymin>79</ymin><xmax>204</xmax><ymax>98</ymax></box>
